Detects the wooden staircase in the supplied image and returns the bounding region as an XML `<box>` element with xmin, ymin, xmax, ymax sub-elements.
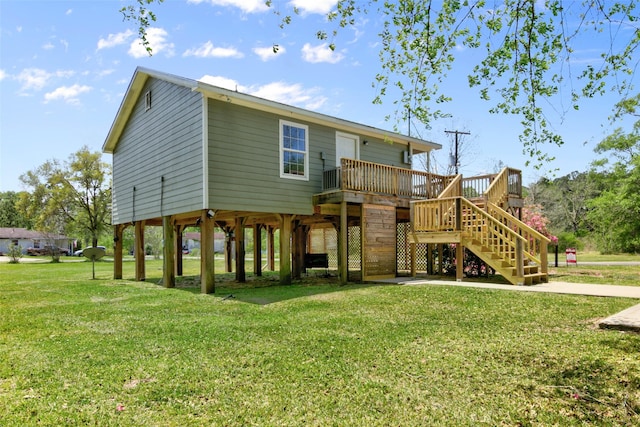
<box><xmin>409</xmin><ymin>168</ymin><xmax>550</xmax><ymax>285</ymax></box>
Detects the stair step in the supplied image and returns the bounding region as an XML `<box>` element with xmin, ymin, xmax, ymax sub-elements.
<box><xmin>523</xmin><ymin>272</ymin><xmax>548</xmax><ymax>286</ymax></box>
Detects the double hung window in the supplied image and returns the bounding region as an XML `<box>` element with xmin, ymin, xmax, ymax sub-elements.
<box><xmin>280</xmin><ymin>120</ymin><xmax>309</xmax><ymax>180</ymax></box>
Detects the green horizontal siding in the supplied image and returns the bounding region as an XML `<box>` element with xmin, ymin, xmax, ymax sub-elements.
<box><xmin>207</xmin><ymin>100</ymin><xmax>333</xmax><ymax>215</ymax></box>
<box><xmin>111</xmin><ymin>78</ymin><xmax>204</xmax><ymax>224</ymax></box>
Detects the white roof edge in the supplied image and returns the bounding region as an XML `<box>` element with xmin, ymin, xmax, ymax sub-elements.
<box><xmin>103</xmin><ymin>67</ymin><xmax>441</xmax><ymax>154</ymax></box>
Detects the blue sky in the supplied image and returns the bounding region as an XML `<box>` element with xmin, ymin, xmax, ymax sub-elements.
<box><xmin>0</xmin><ymin>0</ymin><xmax>635</xmax><ymax>192</ymax></box>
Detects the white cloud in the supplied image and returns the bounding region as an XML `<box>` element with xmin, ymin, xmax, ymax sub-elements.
<box><xmin>199</xmin><ymin>75</ymin><xmax>327</xmax><ymax>111</ymax></box>
<box><xmin>66</xmin><ymin>9</ymin><xmax>73</xmax><ymax>15</ymax></box>
<box><xmin>250</xmin><ymin>82</ymin><xmax>327</xmax><ymax>110</ymax></box>
<box><xmin>128</xmin><ymin>27</ymin><xmax>174</xmax><ymax>58</ymax></box>
<box><xmin>44</xmin><ymin>84</ymin><xmax>92</xmax><ymax>104</ymax></box>
<box><xmin>15</xmin><ymin>68</ymin><xmax>75</xmax><ymax>92</ymax></box>
<box><xmin>16</xmin><ymin>68</ymin><xmax>52</xmax><ymax>91</ymax></box>
<box><xmin>97</xmin><ymin>29</ymin><xmax>135</xmax><ymax>50</ymax></box>
<box><xmin>253</xmin><ymin>45</ymin><xmax>285</xmax><ymax>61</ymax></box>
<box><xmin>183</xmin><ymin>41</ymin><xmax>244</xmax><ymax>58</ymax></box>
<box><xmin>187</xmin><ymin>0</ymin><xmax>269</xmax><ymax>13</ymax></box>
<box><xmin>288</xmin><ymin>0</ymin><xmax>336</xmax><ymax>15</ymax></box>
<box><xmin>198</xmin><ymin>75</ymin><xmax>247</xmax><ymax>91</ymax></box>
<box><xmin>301</xmin><ymin>43</ymin><xmax>344</xmax><ymax>64</ymax></box>
<box><xmin>42</xmin><ymin>41</ymin><xmax>55</xmax><ymax>50</ymax></box>
<box><xmin>0</xmin><ymin>70</ymin><xmax>6</xmax><ymax>81</ymax></box>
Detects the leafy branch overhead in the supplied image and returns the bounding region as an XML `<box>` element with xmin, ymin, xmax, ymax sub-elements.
<box><xmin>122</xmin><ymin>0</ymin><xmax>640</xmax><ymax>166</ymax></box>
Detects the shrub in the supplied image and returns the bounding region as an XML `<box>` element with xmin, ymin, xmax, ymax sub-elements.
<box><xmin>7</xmin><ymin>245</ymin><xmax>23</xmax><ymax>264</ymax></box>
<box><xmin>556</xmin><ymin>232</ymin><xmax>584</xmax><ymax>252</ymax></box>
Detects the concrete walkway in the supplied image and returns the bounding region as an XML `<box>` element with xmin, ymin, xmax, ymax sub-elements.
<box><xmin>381</xmin><ymin>277</ymin><xmax>640</xmax><ymax>332</ymax></box>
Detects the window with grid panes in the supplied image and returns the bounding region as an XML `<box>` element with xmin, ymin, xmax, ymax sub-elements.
<box><xmin>280</xmin><ymin>120</ymin><xmax>309</xmax><ymax>180</ymax></box>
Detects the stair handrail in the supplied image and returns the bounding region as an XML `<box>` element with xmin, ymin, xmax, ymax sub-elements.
<box><xmin>483</xmin><ymin>167</ymin><xmax>507</xmax><ymax>207</ymax></box>
<box><xmin>437</xmin><ymin>174</ymin><xmax>462</xmax><ymax>199</ymax></box>
<box><xmin>483</xmin><ymin>167</ymin><xmax>522</xmax><ymax>207</ymax></box>
<box><xmin>487</xmin><ymin>202</ymin><xmax>550</xmax><ymax>273</ymax></box>
<box><xmin>460</xmin><ymin>198</ymin><xmax>527</xmax><ymax>273</ymax></box>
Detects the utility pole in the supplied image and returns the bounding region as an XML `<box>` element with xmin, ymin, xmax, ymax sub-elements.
<box><xmin>445</xmin><ymin>129</ymin><xmax>470</xmax><ymax>174</ymax></box>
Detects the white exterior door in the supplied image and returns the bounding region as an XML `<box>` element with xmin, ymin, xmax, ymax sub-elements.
<box><xmin>335</xmin><ymin>132</ymin><xmax>359</xmax><ymax>167</ymax></box>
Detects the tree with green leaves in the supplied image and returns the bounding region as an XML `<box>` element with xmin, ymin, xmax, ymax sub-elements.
<box><xmin>17</xmin><ymin>146</ymin><xmax>112</xmax><ymax>249</ymax></box>
<box><xmin>529</xmin><ymin>171</ymin><xmax>600</xmax><ymax>236</ymax></box>
<box><xmin>0</xmin><ymin>191</ymin><xmax>32</xmax><ymax>229</ymax></box>
<box><xmin>122</xmin><ymin>0</ymin><xmax>640</xmax><ymax>167</ymax></box>
<box><xmin>587</xmin><ymin>94</ymin><xmax>640</xmax><ymax>253</ymax></box>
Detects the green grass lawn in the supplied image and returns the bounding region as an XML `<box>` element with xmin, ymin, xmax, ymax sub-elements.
<box><xmin>1</xmin><ymin>260</ymin><xmax>639</xmax><ymax>426</ymax></box>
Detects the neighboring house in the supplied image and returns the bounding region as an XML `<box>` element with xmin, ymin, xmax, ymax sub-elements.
<box><xmin>0</xmin><ymin>228</ymin><xmax>71</xmax><ymax>255</ymax></box>
<box><xmin>104</xmin><ymin>67</ymin><xmax>548</xmax><ymax>292</ymax></box>
<box><xmin>183</xmin><ymin>231</ymin><xmax>225</xmax><ymax>253</ymax></box>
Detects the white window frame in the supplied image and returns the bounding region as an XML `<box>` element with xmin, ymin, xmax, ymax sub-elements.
<box><xmin>279</xmin><ymin>119</ymin><xmax>309</xmax><ymax>181</ymax></box>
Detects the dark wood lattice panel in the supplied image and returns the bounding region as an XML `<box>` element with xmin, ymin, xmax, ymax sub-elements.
<box><xmin>308</xmin><ymin>225</ymin><xmax>360</xmax><ymax>271</ymax></box>
<box><xmin>348</xmin><ymin>225</ymin><xmax>361</xmax><ymax>271</ymax></box>
<box><xmin>309</xmin><ymin>227</ymin><xmax>338</xmax><ymax>269</ymax></box>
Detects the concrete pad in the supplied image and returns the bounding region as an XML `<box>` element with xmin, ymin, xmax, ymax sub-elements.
<box><xmin>599</xmin><ymin>304</ymin><xmax>640</xmax><ymax>332</ymax></box>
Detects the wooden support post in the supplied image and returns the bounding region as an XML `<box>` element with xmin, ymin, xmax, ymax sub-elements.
<box><xmin>437</xmin><ymin>244</ymin><xmax>444</xmax><ymax>275</ymax></box>
<box><xmin>456</xmin><ymin>243</ymin><xmax>464</xmax><ymax>282</ymax></box>
<box><xmin>301</xmin><ymin>225</ymin><xmax>309</xmax><ymax>275</ymax></box>
<box><xmin>113</xmin><ymin>224</ymin><xmax>125</xmax><ymax>280</ymax></box>
<box><xmin>162</xmin><ymin>215</ymin><xmax>176</xmax><ymax>288</ymax></box>
<box><xmin>455</xmin><ymin>197</ymin><xmax>462</xmax><ymax>231</ymax></box>
<box><xmin>175</xmin><ymin>224</ymin><xmax>184</xmax><ymax>277</ymax></box>
<box><xmin>235</xmin><ymin>217</ymin><xmax>246</xmax><ymax>283</ymax></box>
<box><xmin>293</xmin><ymin>223</ymin><xmax>309</xmax><ymax>279</ymax></box>
<box><xmin>279</xmin><ymin>214</ymin><xmax>292</xmax><ymax>285</ymax></box>
<box><xmin>540</xmin><ymin>242</ymin><xmax>548</xmax><ymax>276</ymax></box>
<box><xmin>224</xmin><ymin>226</ymin><xmax>233</xmax><ymax>273</ymax></box>
<box><xmin>455</xmin><ymin>197</ymin><xmax>463</xmax><ymax>282</ymax></box>
<box><xmin>292</xmin><ymin>221</ymin><xmax>306</xmax><ymax>280</ymax></box>
<box><xmin>427</xmin><ymin>244</ymin><xmax>433</xmax><ymax>275</ymax></box>
<box><xmin>267</xmin><ymin>226</ymin><xmax>275</xmax><ymax>271</ymax></box>
<box><xmin>134</xmin><ymin>221</ymin><xmax>145</xmax><ymax>281</ymax></box>
<box><xmin>410</xmin><ymin>243</ymin><xmax>416</xmax><ymax>277</ymax></box>
<box><xmin>200</xmin><ymin>210</ymin><xmax>215</xmax><ymax>294</ymax></box>
<box><xmin>339</xmin><ymin>201</ymin><xmax>348</xmax><ymax>284</ymax></box>
<box><xmin>253</xmin><ymin>224</ymin><xmax>262</xmax><ymax>277</ymax></box>
<box><xmin>516</xmin><ymin>239</ymin><xmax>524</xmax><ymax>283</ymax></box>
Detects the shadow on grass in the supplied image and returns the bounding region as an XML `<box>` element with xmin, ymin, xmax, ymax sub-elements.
<box><xmin>541</xmin><ymin>356</ymin><xmax>640</xmax><ymax>422</ymax></box>
<box><xmin>144</xmin><ymin>270</ymin><xmax>389</xmax><ymax>305</ymax></box>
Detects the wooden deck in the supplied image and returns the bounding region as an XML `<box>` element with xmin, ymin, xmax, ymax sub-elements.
<box><xmin>315</xmin><ymin>159</ymin><xmax>544</xmax><ymax>285</ymax></box>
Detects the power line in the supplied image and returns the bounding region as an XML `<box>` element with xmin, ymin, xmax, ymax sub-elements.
<box><xmin>445</xmin><ymin>129</ymin><xmax>470</xmax><ymax>174</ymax></box>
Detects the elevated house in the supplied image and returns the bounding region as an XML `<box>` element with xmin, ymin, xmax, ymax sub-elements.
<box><xmin>104</xmin><ymin>67</ymin><xmax>549</xmax><ymax>292</ymax></box>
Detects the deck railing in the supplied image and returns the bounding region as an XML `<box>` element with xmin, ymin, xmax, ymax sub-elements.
<box><xmin>322</xmin><ymin>158</ymin><xmax>454</xmax><ymax>199</ymax></box>
<box><xmin>486</xmin><ymin>202</ymin><xmax>550</xmax><ymax>275</ymax></box>
<box><xmin>484</xmin><ymin>167</ymin><xmax>522</xmax><ymax>206</ymax></box>
<box><xmin>322</xmin><ymin>160</ymin><xmax>523</xmax><ymax>204</ymax></box>
<box><xmin>411</xmin><ymin>196</ymin><xmax>530</xmax><ymax>275</ymax></box>
<box><xmin>411</xmin><ymin>196</ymin><xmax>549</xmax><ymax>278</ymax></box>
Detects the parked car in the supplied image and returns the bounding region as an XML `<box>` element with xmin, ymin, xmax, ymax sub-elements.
<box><xmin>26</xmin><ymin>246</ymin><xmax>70</xmax><ymax>256</ymax></box>
<box><xmin>75</xmin><ymin>246</ymin><xmax>106</xmax><ymax>257</ymax></box>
